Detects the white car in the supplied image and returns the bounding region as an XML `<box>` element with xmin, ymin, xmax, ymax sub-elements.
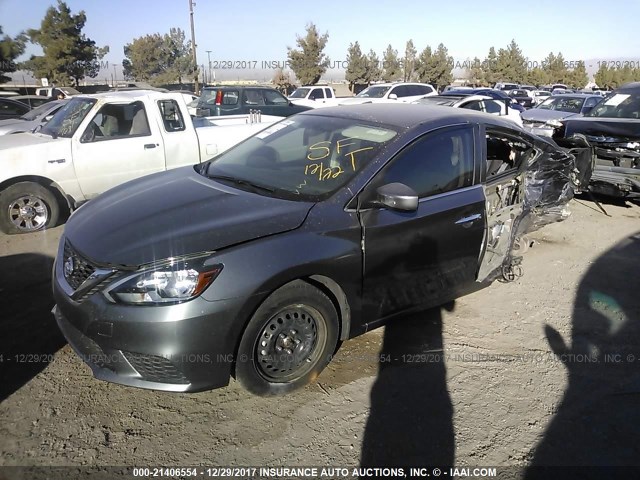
<box><xmin>340</xmin><ymin>82</ymin><xmax>437</xmax><ymax>105</ymax></box>
<box><xmin>414</xmin><ymin>94</ymin><xmax>523</xmax><ymax>126</ymax></box>
<box><xmin>532</xmin><ymin>90</ymin><xmax>551</xmax><ymax>106</ymax></box>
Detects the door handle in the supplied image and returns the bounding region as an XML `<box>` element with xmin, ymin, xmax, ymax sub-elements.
<box><xmin>455</xmin><ymin>213</ymin><xmax>482</xmax><ymax>227</ymax></box>
<box><xmin>144</xmin><ymin>143</ymin><xmax>158</xmax><ymax>149</ymax></box>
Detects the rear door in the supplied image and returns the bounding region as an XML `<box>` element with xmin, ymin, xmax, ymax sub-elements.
<box><xmin>359</xmin><ymin>124</ymin><xmax>486</xmax><ymax>323</ymax></box>
<box><xmin>71</xmin><ymin>100</ymin><xmax>165</xmax><ymax>199</ymax></box>
<box><xmin>156</xmin><ymin>98</ymin><xmax>200</xmax><ymax>168</ymax></box>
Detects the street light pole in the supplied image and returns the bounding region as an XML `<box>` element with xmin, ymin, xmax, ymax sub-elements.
<box><xmin>113</xmin><ymin>64</ymin><xmax>117</xmax><ymax>85</ymax></box>
<box><xmin>206</xmin><ymin>50</ymin><xmax>212</xmax><ymax>86</ymax></box>
<box><xmin>189</xmin><ymin>0</ymin><xmax>199</xmax><ymax>93</ymax></box>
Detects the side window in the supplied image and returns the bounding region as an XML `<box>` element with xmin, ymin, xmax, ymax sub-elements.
<box><xmin>310</xmin><ymin>88</ymin><xmax>325</xmax><ymax>99</ymax></box>
<box><xmin>485</xmin><ymin>128</ymin><xmax>534</xmax><ymax>177</ymax></box>
<box><xmin>243</xmin><ymin>89</ymin><xmax>265</xmax><ymax>106</ymax></box>
<box><xmin>464</xmin><ymin>100</ymin><xmax>484</xmax><ymax>111</ymax></box>
<box><xmin>374</xmin><ymin>126</ymin><xmax>475</xmax><ymax>198</ymax></box>
<box><xmin>264</xmin><ymin>89</ymin><xmax>289</xmax><ymax>105</ymax></box>
<box><xmin>157</xmin><ymin>100</ymin><xmax>185</xmax><ymax>132</ymax></box>
<box><xmin>483</xmin><ymin>100</ymin><xmax>504</xmax><ymax>114</ymax></box>
<box><xmin>584</xmin><ymin>97</ymin><xmax>600</xmax><ymax>108</ymax></box>
<box><xmin>391</xmin><ymin>85</ymin><xmax>410</xmax><ymax>98</ymax></box>
<box><xmin>222</xmin><ymin>90</ymin><xmax>239</xmax><ymax>105</ymax></box>
<box><xmin>81</xmin><ymin>101</ymin><xmax>150</xmax><ymax>143</ymax></box>
<box><xmin>324</xmin><ymin>88</ymin><xmax>333</xmax><ymax>98</ymax></box>
<box><xmin>0</xmin><ymin>100</ymin><xmax>23</xmax><ymax>115</ymax></box>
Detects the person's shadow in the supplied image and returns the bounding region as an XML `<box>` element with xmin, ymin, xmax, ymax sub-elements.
<box><xmin>0</xmin><ymin>253</ymin><xmax>66</xmax><ymax>402</ymax></box>
<box><xmin>525</xmin><ymin>231</ymin><xmax>640</xmax><ymax>477</ymax></box>
<box><xmin>360</xmin><ymin>303</ymin><xmax>455</xmax><ymax>467</ymax></box>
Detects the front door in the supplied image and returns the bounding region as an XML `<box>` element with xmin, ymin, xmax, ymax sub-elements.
<box><xmin>360</xmin><ymin>125</ymin><xmax>486</xmax><ymax>323</ymax></box>
<box><xmin>71</xmin><ymin>101</ymin><xmax>165</xmax><ymax>199</ymax></box>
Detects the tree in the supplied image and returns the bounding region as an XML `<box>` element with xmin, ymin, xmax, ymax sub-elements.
<box><xmin>568</xmin><ymin>61</ymin><xmax>588</xmax><ymax>89</ymax></box>
<box><xmin>415</xmin><ymin>43</ymin><xmax>453</xmax><ymax>90</ymax></box>
<box><xmin>466</xmin><ymin>56</ymin><xmax>487</xmax><ymax>86</ymax></box>
<box><xmin>484</xmin><ymin>47</ymin><xmax>499</xmax><ymax>86</ymax></box>
<box><xmin>122</xmin><ymin>34</ymin><xmax>165</xmax><ymax>81</ymax></box>
<box><xmin>381</xmin><ymin>44</ymin><xmax>401</xmax><ymax>82</ymax></box>
<box><xmin>23</xmin><ymin>1</ymin><xmax>109</xmax><ymax>85</ymax></box>
<box><xmin>494</xmin><ymin>40</ymin><xmax>527</xmax><ymax>84</ymax></box>
<box><xmin>0</xmin><ymin>27</ymin><xmax>27</xmax><ymax>83</ymax></box>
<box><xmin>272</xmin><ymin>68</ymin><xmax>295</xmax><ymax>95</ymax></box>
<box><xmin>122</xmin><ymin>28</ymin><xmax>196</xmax><ymax>85</ymax></box>
<box><xmin>403</xmin><ymin>39</ymin><xmax>417</xmax><ymax>82</ymax></box>
<box><xmin>287</xmin><ymin>23</ymin><xmax>330</xmax><ymax>85</ymax></box>
<box><xmin>345</xmin><ymin>41</ymin><xmax>367</xmax><ymax>92</ymax></box>
<box><xmin>365</xmin><ymin>49</ymin><xmax>382</xmax><ymax>84</ymax></box>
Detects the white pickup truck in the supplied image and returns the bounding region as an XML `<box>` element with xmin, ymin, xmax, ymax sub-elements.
<box><xmin>0</xmin><ymin>90</ymin><xmax>280</xmax><ymax>234</ymax></box>
<box><xmin>288</xmin><ymin>85</ymin><xmax>344</xmax><ymax>108</ymax></box>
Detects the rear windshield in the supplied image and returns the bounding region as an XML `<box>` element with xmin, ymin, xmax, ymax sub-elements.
<box><xmin>587</xmin><ymin>92</ymin><xmax>640</xmax><ymax>119</ymax></box>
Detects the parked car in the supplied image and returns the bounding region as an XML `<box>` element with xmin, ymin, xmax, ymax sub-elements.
<box><xmin>553</xmin><ymin>82</ymin><xmax>640</xmax><ymax>199</ymax></box>
<box><xmin>494</xmin><ymin>82</ymin><xmax>519</xmax><ymax>91</ymax></box>
<box><xmin>34</xmin><ymin>86</ymin><xmax>81</xmax><ymax>98</ymax></box>
<box><xmin>196</xmin><ymin>85</ymin><xmax>310</xmax><ymax>117</ymax></box>
<box><xmin>288</xmin><ymin>85</ymin><xmax>343</xmax><ymax>108</ymax></box>
<box><xmin>187</xmin><ymin>97</ymin><xmax>199</xmax><ymax>116</ymax></box>
<box><xmin>339</xmin><ymin>82</ymin><xmax>437</xmax><ymax>105</ymax></box>
<box><xmin>52</xmin><ymin>103</ymin><xmax>584</xmax><ymax>396</ymax></box>
<box><xmin>532</xmin><ymin>90</ymin><xmax>551</xmax><ymax>106</ymax></box>
<box><xmin>11</xmin><ymin>95</ymin><xmax>52</xmax><ymax>108</ymax></box>
<box><xmin>0</xmin><ymin>90</ymin><xmax>282</xmax><ymax>234</ymax></box>
<box><xmin>0</xmin><ymin>99</ymin><xmax>68</xmax><ymax>136</ymax></box>
<box><xmin>0</xmin><ymin>90</ymin><xmax>19</xmax><ymax>97</ymax></box>
<box><xmin>413</xmin><ymin>94</ymin><xmax>523</xmax><ymax>126</ymax></box>
<box><xmin>508</xmin><ymin>89</ymin><xmax>534</xmax><ymax>108</ymax></box>
<box><xmin>443</xmin><ymin>88</ymin><xmax>526</xmax><ymax>112</ymax></box>
<box><xmin>0</xmin><ymin>97</ymin><xmax>31</xmax><ymax>120</ymax></box>
<box><xmin>522</xmin><ymin>94</ymin><xmax>603</xmax><ymax>136</ymax></box>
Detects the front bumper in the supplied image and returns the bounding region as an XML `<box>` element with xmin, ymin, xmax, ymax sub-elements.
<box><xmin>52</xmin><ymin>249</ymin><xmax>258</xmax><ymax>392</ymax></box>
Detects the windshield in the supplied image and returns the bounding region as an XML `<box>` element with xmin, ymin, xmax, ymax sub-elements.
<box><xmin>356</xmin><ymin>86</ymin><xmax>391</xmax><ymax>98</ymax></box>
<box><xmin>289</xmin><ymin>88</ymin><xmax>310</xmax><ymax>99</ymax></box>
<box><xmin>203</xmin><ymin>115</ymin><xmax>399</xmax><ymax>201</ymax></box>
<box><xmin>587</xmin><ymin>92</ymin><xmax>640</xmax><ymax>118</ymax></box>
<box><xmin>536</xmin><ymin>96</ymin><xmax>585</xmax><ymax>113</ymax></box>
<box><xmin>41</xmin><ymin>98</ymin><xmax>96</xmax><ymax>138</ymax></box>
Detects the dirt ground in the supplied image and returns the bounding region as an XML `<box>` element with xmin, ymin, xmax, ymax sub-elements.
<box><xmin>1</xmin><ymin>196</ymin><xmax>639</xmax><ymax>479</ymax></box>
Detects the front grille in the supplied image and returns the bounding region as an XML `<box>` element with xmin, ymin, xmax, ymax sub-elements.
<box><xmin>122</xmin><ymin>351</ymin><xmax>190</xmax><ymax>385</ymax></box>
<box><xmin>63</xmin><ymin>241</ymin><xmax>98</xmax><ymax>290</ymax></box>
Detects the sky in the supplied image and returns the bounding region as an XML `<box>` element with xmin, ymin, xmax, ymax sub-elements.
<box><xmin>1</xmin><ymin>0</ymin><xmax>640</xmax><ymax>82</ymax></box>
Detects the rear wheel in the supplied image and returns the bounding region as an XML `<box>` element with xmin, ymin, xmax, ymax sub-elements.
<box><xmin>235</xmin><ymin>280</ymin><xmax>339</xmax><ymax>396</ymax></box>
<box><xmin>0</xmin><ymin>182</ymin><xmax>60</xmax><ymax>234</ymax></box>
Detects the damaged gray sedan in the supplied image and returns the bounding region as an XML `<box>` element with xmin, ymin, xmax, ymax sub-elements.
<box><xmin>553</xmin><ymin>82</ymin><xmax>640</xmax><ymax>199</ymax></box>
<box><xmin>53</xmin><ymin>104</ymin><xmax>586</xmax><ymax>396</ymax></box>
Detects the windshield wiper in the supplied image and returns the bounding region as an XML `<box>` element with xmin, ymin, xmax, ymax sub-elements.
<box><xmin>208</xmin><ymin>174</ymin><xmax>276</xmax><ymax>194</ymax></box>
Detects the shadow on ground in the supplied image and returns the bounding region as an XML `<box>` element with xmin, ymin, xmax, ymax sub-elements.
<box><xmin>525</xmin><ymin>231</ymin><xmax>640</xmax><ymax>477</ymax></box>
<box><xmin>0</xmin><ymin>253</ymin><xmax>65</xmax><ymax>402</ymax></box>
<box><xmin>360</xmin><ymin>304</ymin><xmax>455</xmax><ymax>467</ymax></box>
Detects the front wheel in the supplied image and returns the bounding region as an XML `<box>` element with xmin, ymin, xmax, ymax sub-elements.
<box><xmin>0</xmin><ymin>182</ymin><xmax>60</xmax><ymax>234</ymax></box>
<box><xmin>235</xmin><ymin>280</ymin><xmax>339</xmax><ymax>396</ymax></box>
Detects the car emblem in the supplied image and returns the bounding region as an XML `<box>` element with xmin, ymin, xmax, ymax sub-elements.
<box><xmin>64</xmin><ymin>256</ymin><xmax>74</xmax><ymax>279</ymax></box>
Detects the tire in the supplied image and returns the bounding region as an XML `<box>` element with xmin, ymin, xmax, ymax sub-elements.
<box><xmin>235</xmin><ymin>280</ymin><xmax>339</xmax><ymax>396</ymax></box>
<box><xmin>0</xmin><ymin>182</ymin><xmax>60</xmax><ymax>234</ymax></box>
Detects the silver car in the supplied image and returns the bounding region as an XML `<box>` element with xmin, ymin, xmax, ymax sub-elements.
<box><xmin>0</xmin><ymin>99</ymin><xmax>68</xmax><ymax>135</ymax></box>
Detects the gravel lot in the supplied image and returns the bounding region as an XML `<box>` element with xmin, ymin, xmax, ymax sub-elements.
<box><xmin>1</xmin><ymin>196</ymin><xmax>639</xmax><ymax>479</ymax></box>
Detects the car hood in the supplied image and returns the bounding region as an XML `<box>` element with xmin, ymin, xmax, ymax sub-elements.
<box><xmin>0</xmin><ymin>131</ymin><xmax>56</xmax><ymax>149</ymax></box>
<box><xmin>0</xmin><ymin>118</ymin><xmax>26</xmax><ymax>128</ymax></box>
<box><xmin>562</xmin><ymin>116</ymin><xmax>640</xmax><ymax>141</ymax></box>
<box><xmin>522</xmin><ymin>109</ymin><xmax>578</xmax><ymax>123</ymax></box>
<box><xmin>64</xmin><ymin>166</ymin><xmax>315</xmax><ymax>266</ymax></box>
<box><xmin>339</xmin><ymin>97</ymin><xmax>377</xmax><ymax>105</ymax></box>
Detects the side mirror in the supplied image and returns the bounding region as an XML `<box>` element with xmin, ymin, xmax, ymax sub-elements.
<box><xmin>44</xmin><ymin>114</ymin><xmax>54</xmax><ymax>122</ymax></box>
<box><xmin>388</xmin><ymin>93</ymin><xmax>398</xmax><ymax>100</ymax></box>
<box><xmin>376</xmin><ymin>183</ymin><xmax>418</xmax><ymax>211</ymax></box>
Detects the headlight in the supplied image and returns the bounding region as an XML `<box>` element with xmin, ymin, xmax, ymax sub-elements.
<box><xmin>545</xmin><ymin>119</ymin><xmax>563</xmax><ymax>128</ymax></box>
<box><xmin>104</xmin><ymin>255</ymin><xmax>222</xmax><ymax>305</ymax></box>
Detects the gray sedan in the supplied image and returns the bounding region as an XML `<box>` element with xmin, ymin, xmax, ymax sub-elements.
<box><xmin>522</xmin><ymin>94</ymin><xmax>603</xmax><ymax>136</ymax></box>
<box><xmin>0</xmin><ymin>99</ymin><xmax>68</xmax><ymax>135</ymax></box>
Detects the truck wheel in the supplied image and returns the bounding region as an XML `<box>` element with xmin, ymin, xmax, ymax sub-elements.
<box><xmin>0</xmin><ymin>182</ymin><xmax>60</xmax><ymax>234</ymax></box>
<box><xmin>235</xmin><ymin>280</ymin><xmax>339</xmax><ymax>396</ymax></box>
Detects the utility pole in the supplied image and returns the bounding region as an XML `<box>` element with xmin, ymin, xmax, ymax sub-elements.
<box><xmin>206</xmin><ymin>50</ymin><xmax>212</xmax><ymax>86</ymax></box>
<box><xmin>189</xmin><ymin>0</ymin><xmax>199</xmax><ymax>93</ymax></box>
<box><xmin>113</xmin><ymin>64</ymin><xmax>117</xmax><ymax>85</ymax></box>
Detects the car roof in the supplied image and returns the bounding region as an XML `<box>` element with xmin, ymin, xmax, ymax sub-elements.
<box><xmin>615</xmin><ymin>82</ymin><xmax>640</xmax><ymax>93</ymax></box>
<box><xmin>548</xmin><ymin>93</ymin><xmax>600</xmax><ymax>99</ymax></box>
<box><xmin>300</xmin><ymin>103</ymin><xmax>520</xmax><ymax>130</ymax></box>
